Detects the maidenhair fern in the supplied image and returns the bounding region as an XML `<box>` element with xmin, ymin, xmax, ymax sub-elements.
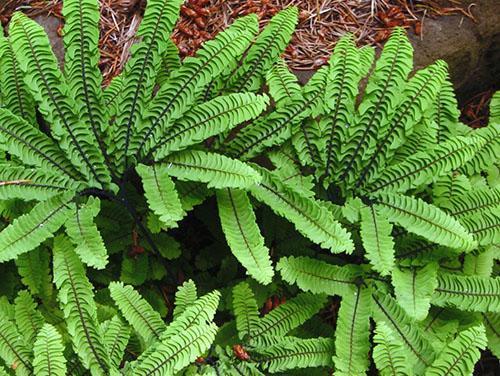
<box><xmin>0</xmin><ymin>0</ymin><xmax>498</xmax><ymax>374</ymax></box>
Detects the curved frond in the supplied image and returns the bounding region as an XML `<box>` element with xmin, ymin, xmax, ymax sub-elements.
<box><xmin>160</xmin><ymin>150</ymin><xmax>261</xmax><ymax>189</ymax></box>
<box><xmin>156</xmin><ymin>39</ymin><xmax>181</xmax><ymax>87</ymax></box>
<box><xmin>15</xmin><ymin>248</ymin><xmax>53</xmax><ymax>299</ymax></box>
<box><xmin>339</xmin><ymin>28</ymin><xmax>413</xmax><ymax>188</ymax></box>
<box><xmin>277</xmin><ymin>256</ymin><xmax>361</xmax><ymax>296</ymax></box>
<box><xmin>360</xmin><ymin>205</ymin><xmax>395</xmax><ymax>276</ymax></box>
<box><xmin>0</xmin><ymin>166</ymin><xmax>80</xmax><ymax>201</ymax></box>
<box><xmin>173</xmin><ymin>279</ymin><xmax>197</xmax><ymax>319</ymax></box>
<box><xmin>483</xmin><ymin>313</ymin><xmax>500</xmax><ymax>358</ymax></box>
<box><xmin>0</xmin><ymin>33</ymin><xmax>35</xmax><ymax>122</ymax></box>
<box><xmin>217</xmin><ymin>189</ymin><xmax>273</xmax><ymax>284</ymax></box>
<box><xmin>0</xmin><ymin>109</ymin><xmax>81</xmax><ymax>180</ymax></box>
<box><xmin>431</xmin><ymin>273</ymin><xmax>500</xmax><ymax>312</ymax></box>
<box><xmin>372</xmin><ymin>322</ymin><xmax>412</xmax><ymax>376</ymax></box>
<box><xmin>446</xmin><ymin>187</ymin><xmax>500</xmax><ymax>217</ymax></box>
<box><xmin>248</xmin><ymin>293</ymin><xmax>326</xmax><ymax>346</ymax></box>
<box><xmin>371</xmin><ymin>292</ymin><xmax>435</xmax><ymax>374</ymax></box>
<box><xmin>225</xmin><ymin>7</ymin><xmax>298</xmax><ymax>93</ymax></box>
<box><xmin>460</xmin><ymin>123</ymin><xmax>499</xmax><ymax>175</ymax></box>
<box><xmin>53</xmin><ymin>236</ymin><xmax>110</xmax><ymax>375</ymax></box>
<box><xmin>374</xmin><ymin>193</ymin><xmax>476</xmax><ymax>251</ymax></box>
<box><xmin>0</xmin><ymin>192</ymin><xmax>74</xmax><ymax>263</ymax></box>
<box><xmin>425</xmin><ymin>325</ymin><xmax>486</xmax><ymax>376</ymax></box>
<box><xmin>108</xmin><ymin>282</ymin><xmax>166</xmax><ymax>344</ymax></box>
<box><xmin>433</xmin><ymin>77</ymin><xmax>461</xmax><ymax>143</ymax></box>
<box><xmin>232</xmin><ymin>282</ymin><xmax>260</xmax><ymax>340</ymax></box>
<box><xmin>266</xmin><ymin>58</ymin><xmax>301</xmax><ymax>106</ymax></box>
<box><xmin>152</xmin><ymin>93</ymin><xmax>269</xmax><ymax>159</ymax></box>
<box><xmin>111</xmin><ymin>0</ymin><xmax>182</xmax><ymax>170</ymax></box>
<box><xmin>33</xmin><ymin>324</ymin><xmax>66</xmax><ymax>376</ymax></box>
<box><xmin>14</xmin><ymin>290</ymin><xmax>44</xmax><ymax>345</ymax></box>
<box><xmin>136</xmin><ymin>164</ymin><xmax>184</xmax><ymax>227</ymax></box>
<box><xmin>224</xmin><ymin>67</ymin><xmax>329</xmax><ymax>160</ymax></box>
<box><xmin>333</xmin><ymin>286</ymin><xmax>371</xmax><ymax>376</ymax></box>
<box><xmin>136</xmin><ymin>15</ymin><xmax>258</xmax><ymax>158</ymax></box>
<box><xmin>257</xmin><ymin>337</ymin><xmax>334</xmax><ymax>373</ymax></box>
<box><xmin>0</xmin><ymin>314</ymin><xmax>32</xmax><ymax>376</ymax></box>
<box><xmin>368</xmin><ymin>136</ymin><xmax>484</xmax><ymax>193</ymax></box>
<box><xmin>249</xmin><ymin>166</ymin><xmax>354</xmax><ymax>253</ymax></box>
<box><xmin>102</xmin><ymin>316</ymin><xmax>130</xmax><ymax>369</ymax></box>
<box><xmin>9</xmin><ymin>12</ymin><xmax>109</xmax><ymax>186</ymax></box>
<box><xmin>65</xmin><ymin>197</ymin><xmax>108</xmax><ymax>269</ymax></box>
<box><xmin>458</xmin><ymin>210</ymin><xmax>499</xmax><ymax>246</ymax></box>
<box><xmin>392</xmin><ymin>263</ymin><xmax>438</xmax><ymax>321</ymax></box>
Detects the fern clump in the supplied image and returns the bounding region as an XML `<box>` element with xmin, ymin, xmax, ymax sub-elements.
<box><xmin>0</xmin><ymin>0</ymin><xmax>498</xmax><ymax>374</ymax></box>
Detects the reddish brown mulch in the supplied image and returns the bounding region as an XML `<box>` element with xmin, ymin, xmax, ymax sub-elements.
<box><xmin>460</xmin><ymin>89</ymin><xmax>495</xmax><ymax>128</ymax></box>
<box><xmin>1</xmin><ymin>0</ymin><xmax>475</xmax><ymax>83</ymax></box>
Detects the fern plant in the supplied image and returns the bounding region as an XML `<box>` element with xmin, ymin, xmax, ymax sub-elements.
<box><xmin>0</xmin><ymin>0</ymin><xmax>499</xmax><ymax>374</ymax></box>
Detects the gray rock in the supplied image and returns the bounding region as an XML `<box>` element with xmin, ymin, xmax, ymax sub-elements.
<box><xmin>33</xmin><ymin>15</ymin><xmax>64</xmax><ymax>68</ymax></box>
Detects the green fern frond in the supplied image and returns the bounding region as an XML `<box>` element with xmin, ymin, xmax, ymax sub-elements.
<box><xmin>0</xmin><ymin>313</ymin><xmax>33</xmax><ymax>376</ymax></box>
<box><xmin>360</xmin><ymin>205</ymin><xmax>395</xmax><ymax>276</ymax></box>
<box><xmin>110</xmin><ymin>0</ymin><xmax>182</xmax><ymax>171</ymax></box>
<box><xmin>292</xmin><ymin>117</ymin><xmax>323</xmax><ymax>168</ymax></box>
<box><xmin>368</xmin><ymin>136</ymin><xmax>484</xmax><ymax>193</ymax></box>
<box><xmin>433</xmin><ymin>78</ymin><xmax>461</xmax><ymax>143</ymax></box>
<box><xmin>62</xmin><ymin>0</ymin><xmax>109</xmax><ymax>168</ymax></box>
<box><xmin>224</xmin><ymin>67</ymin><xmax>329</xmax><ymax>160</ymax></box>
<box><xmin>277</xmin><ymin>256</ymin><xmax>361</xmax><ymax>296</ymax></box>
<box><xmin>0</xmin><ymin>33</ymin><xmax>35</xmax><ymax>122</ymax></box>
<box><xmin>372</xmin><ymin>322</ymin><xmax>412</xmax><ymax>376</ymax></box>
<box><xmin>159</xmin><ymin>150</ymin><xmax>261</xmax><ymax>189</ymax></box>
<box><xmin>108</xmin><ymin>281</ymin><xmax>166</xmax><ymax>344</ymax></box>
<box><xmin>225</xmin><ymin>7</ymin><xmax>298</xmax><ymax>93</ymax></box>
<box><xmin>425</xmin><ymin>325</ymin><xmax>486</xmax><ymax>376</ymax></box>
<box><xmin>14</xmin><ymin>290</ymin><xmax>44</xmax><ymax>345</ymax></box>
<box><xmin>0</xmin><ymin>192</ymin><xmax>73</xmax><ymax>263</ymax></box>
<box><xmin>339</xmin><ymin>28</ymin><xmax>413</xmax><ymax>188</ymax></box>
<box><xmin>217</xmin><ymin>188</ymin><xmax>273</xmax><ymax>284</ymax></box>
<box><xmin>248</xmin><ymin>293</ymin><xmax>326</xmax><ymax>347</ymax></box>
<box><xmin>433</xmin><ymin>173</ymin><xmax>472</xmax><ymax>206</ymax></box>
<box><xmin>136</xmin><ymin>15</ymin><xmax>258</xmax><ymax>159</ymax></box>
<box><xmin>151</xmin><ymin>93</ymin><xmax>269</xmax><ymax>159</ymax></box>
<box><xmin>392</xmin><ymin>263</ymin><xmax>438</xmax><ymax>321</ymax></box>
<box><xmin>257</xmin><ymin>337</ymin><xmax>334</xmax><ymax>373</ymax></box>
<box><xmin>175</xmin><ymin>180</ymin><xmax>212</xmax><ymax>213</ymax></box>
<box><xmin>446</xmin><ymin>187</ymin><xmax>500</xmax><ymax>217</ymax></box>
<box><xmin>356</xmin><ymin>60</ymin><xmax>448</xmax><ymax>187</ymax></box>
<box><xmin>103</xmin><ymin>75</ymin><xmax>123</xmax><ymax>118</ymax></box>
<box><xmin>136</xmin><ymin>164</ymin><xmax>184</xmax><ymax>227</ymax></box>
<box><xmin>65</xmin><ymin>197</ymin><xmax>108</xmax><ymax>269</ymax></box>
<box><xmin>173</xmin><ymin>280</ymin><xmax>197</xmax><ymax>319</ymax></box>
<box><xmin>129</xmin><ymin>323</ymin><xmax>217</xmax><ymax>376</ymax></box>
<box><xmin>460</xmin><ymin>123</ymin><xmax>499</xmax><ymax>175</ymax></box>
<box><xmin>156</xmin><ymin>39</ymin><xmax>181</xmax><ymax>87</ymax></box>
<box><xmin>232</xmin><ymin>282</ymin><xmax>260</xmax><ymax>340</ymax></box>
<box><xmin>102</xmin><ymin>316</ymin><xmax>130</xmax><ymax>369</ymax></box>
<box><xmin>458</xmin><ymin>210</ymin><xmax>499</xmax><ymax>246</ymax></box>
<box><xmin>9</xmin><ymin>12</ymin><xmax>109</xmax><ymax>186</ymax></box>
<box><xmin>0</xmin><ymin>166</ymin><xmax>81</xmax><ymax>201</ymax></box>
<box><xmin>371</xmin><ymin>292</ymin><xmax>436</xmax><ymax>373</ymax></box>
<box><xmin>249</xmin><ymin>166</ymin><xmax>354</xmax><ymax>253</ymax></box>
<box><xmin>15</xmin><ymin>248</ymin><xmax>53</xmax><ymax>299</ymax></box>
<box><xmin>463</xmin><ymin>248</ymin><xmax>495</xmax><ymax>277</ymax></box>
<box><xmin>266</xmin><ymin>58</ymin><xmax>301</xmax><ymax>106</ymax></box>
<box><xmin>33</xmin><ymin>324</ymin><xmax>66</xmax><ymax>376</ymax></box>
<box><xmin>0</xmin><ymin>109</ymin><xmax>81</xmax><ymax>180</ymax></box>
<box><xmin>431</xmin><ymin>273</ymin><xmax>500</xmax><ymax>312</ymax></box>
<box><xmin>333</xmin><ymin>286</ymin><xmax>371</xmax><ymax>376</ymax></box>
<box><xmin>374</xmin><ymin>193</ymin><xmax>476</xmax><ymax>251</ymax></box>
<box><xmin>322</xmin><ymin>34</ymin><xmax>364</xmax><ymax>181</ymax></box>
<box><xmin>53</xmin><ymin>236</ymin><xmax>111</xmax><ymax>375</ymax></box>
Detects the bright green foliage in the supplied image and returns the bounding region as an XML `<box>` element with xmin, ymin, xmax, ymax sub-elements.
<box><xmin>33</xmin><ymin>324</ymin><xmax>66</xmax><ymax>376</ymax></box>
<box><xmin>373</xmin><ymin>322</ymin><xmax>412</xmax><ymax>376</ymax></box>
<box><xmin>65</xmin><ymin>197</ymin><xmax>108</xmax><ymax>269</ymax></box>
<box><xmin>360</xmin><ymin>205</ymin><xmax>395</xmax><ymax>276</ymax></box>
<box><xmin>53</xmin><ymin>236</ymin><xmax>111</xmax><ymax>375</ymax></box>
<box><xmin>277</xmin><ymin>256</ymin><xmax>361</xmax><ymax>296</ymax></box>
<box><xmin>333</xmin><ymin>286</ymin><xmax>371</xmax><ymax>375</ymax></box>
<box><xmin>217</xmin><ymin>189</ymin><xmax>273</xmax><ymax>284</ymax></box>
<box><xmin>0</xmin><ymin>2</ymin><xmax>498</xmax><ymax>374</ymax></box>
<box><xmin>392</xmin><ymin>263</ymin><xmax>438</xmax><ymax>321</ymax></box>
<box><xmin>425</xmin><ymin>325</ymin><xmax>487</xmax><ymax>375</ymax></box>
<box><xmin>257</xmin><ymin>337</ymin><xmax>334</xmax><ymax>373</ymax></box>
<box><xmin>432</xmin><ymin>273</ymin><xmax>500</xmax><ymax>312</ymax></box>
<box><xmin>109</xmin><ymin>282</ymin><xmax>167</xmax><ymax>344</ymax></box>
<box><xmin>232</xmin><ymin>282</ymin><xmax>260</xmax><ymax>340</ymax></box>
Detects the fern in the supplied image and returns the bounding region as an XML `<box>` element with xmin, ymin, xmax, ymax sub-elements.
<box><xmin>372</xmin><ymin>322</ymin><xmax>412</xmax><ymax>376</ymax></box>
<box><xmin>232</xmin><ymin>282</ymin><xmax>260</xmax><ymax>340</ymax></box>
<box><xmin>33</xmin><ymin>324</ymin><xmax>66</xmax><ymax>376</ymax></box>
